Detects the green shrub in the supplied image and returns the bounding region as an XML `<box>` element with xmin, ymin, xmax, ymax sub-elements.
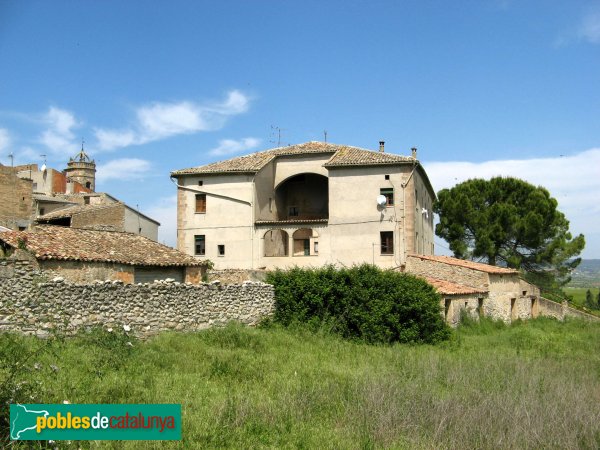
<box><xmin>266</xmin><ymin>264</ymin><xmax>451</xmax><ymax>344</ymax></box>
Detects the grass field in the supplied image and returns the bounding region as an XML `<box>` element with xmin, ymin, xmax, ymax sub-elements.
<box><xmin>3</xmin><ymin>319</ymin><xmax>600</xmax><ymax>449</ymax></box>
<box><xmin>564</xmin><ymin>286</ymin><xmax>600</xmax><ymax>310</ymax></box>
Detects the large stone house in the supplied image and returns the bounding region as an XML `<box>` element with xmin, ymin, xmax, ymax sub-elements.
<box><xmin>171</xmin><ymin>141</ymin><xmax>435</xmax><ymax>270</ymax></box>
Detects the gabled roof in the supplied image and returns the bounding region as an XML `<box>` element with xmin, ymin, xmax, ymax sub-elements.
<box><xmin>0</xmin><ymin>226</ymin><xmax>204</xmax><ymax>267</ymax></box>
<box><xmin>423</xmin><ymin>276</ymin><xmax>488</xmax><ymax>295</ymax></box>
<box><xmin>171</xmin><ymin>141</ymin><xmax>415</xmax><ymax>176</ymax></box>
<box><xmin>408</xmin><ymin>254</ymin><xmax>518</xmax><ymax>274</ymax></box>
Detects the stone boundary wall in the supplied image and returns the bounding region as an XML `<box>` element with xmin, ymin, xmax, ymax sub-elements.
<box><xmin>538</xmin><ymin>297</ymin><xmax>600</xmax><ymax>322</ymax></box>
<box><xmin>0</xmin><ymin>259</ymin><xmax>275</xmax><ymax>338</ymax></box>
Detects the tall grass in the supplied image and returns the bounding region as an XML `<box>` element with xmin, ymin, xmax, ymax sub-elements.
<box><xmin>2</xmin><ymin>319</ymin><xmax>600</xmax><ymax>449</ymax></box>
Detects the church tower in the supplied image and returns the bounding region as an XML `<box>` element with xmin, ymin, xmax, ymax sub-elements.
<box><xmin>64</xmin><ymin>144</ymin><xmax>96</xmax><ymax>191</ymax></box>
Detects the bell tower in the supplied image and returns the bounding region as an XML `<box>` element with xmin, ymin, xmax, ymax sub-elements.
<box><xmin>64</xmin><ymin>143</ymin><xmax>96</xmax><ymax>191</ymax></box>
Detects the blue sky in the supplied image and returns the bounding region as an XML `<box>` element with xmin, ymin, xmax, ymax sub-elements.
<box><xmin>1</xmin><ymin>1</ymin><xmax>599</xmax><ymax>257</ymax></box>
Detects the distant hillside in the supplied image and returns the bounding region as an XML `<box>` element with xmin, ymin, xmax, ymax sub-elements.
<box><xmin>569</xmin><ymin>259</ymin><xmax>600</xmax><ymax>287</ymax></box>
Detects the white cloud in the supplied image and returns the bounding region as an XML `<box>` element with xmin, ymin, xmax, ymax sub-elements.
<box><xmin>39</xmin><ymin>107</ymin><xmax>80</xmax><ymax>155</ymax></box>
<box><xmin>579</xmin><ymin>11</ymin><xmax>600</xmax><ymax>44</ymax></box>
<box><xmin>424</xmin><ymin>148</ymin><xmax>600</xmax><ymax>257</ymax></box>
<box><xmin>96</xmin><ymin>158</ymin><xmax>152</xmax><ymax>182</ymax></box>
<box><xmin>0</xmin><ymin>128</ymin><xmax>10</xmax><ymax>153</ymax></box>
<box><xmin>209</xmin><ymin>137</ymin><xmax>261</xmax><ymax>156</ymax></box>
<box><xmin>94</xmin><ymin>90</ymin><xmax>252</xmax><ymax>151</ymax></box>
<box><xmin>144</xmin><ymin>195</ymin><xmax>177</xmax><ymax>247</ymax></box>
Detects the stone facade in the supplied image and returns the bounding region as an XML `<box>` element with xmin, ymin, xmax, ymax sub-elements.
<box><xmin>0</xmin><ymin>259</ymin><xmax>274</xmax><ymax>338</ymax></box>
<box><xmin>0</xmin><ymin>165</ymin><xmax>34</xmax><ymax>230</ymax></box>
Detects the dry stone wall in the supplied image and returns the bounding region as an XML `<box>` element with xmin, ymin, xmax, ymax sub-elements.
<box><xmin>0</xmin><ymin>259</ymin><xmax>274</xmax><ymax>338</ymax></box>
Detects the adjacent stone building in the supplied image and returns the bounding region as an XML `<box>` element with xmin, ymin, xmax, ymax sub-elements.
<box><xmin>172</xmin><ymin>141</ymin><xmax>435</xmax><ymax>270</ymax></box>
<box><xmin>0</xmin><ymin>226</ymin><xmax>206</xmax><ymax>284</ymax></box>
<box><xmin>404</xmin><ymin>254</ymin><xmax>541</xmax><ymax>325</ymax></box>
<box><xmin>0</xmin><ymin>163</ymin><xmax>33</xmax><ymax>231</ymax></box>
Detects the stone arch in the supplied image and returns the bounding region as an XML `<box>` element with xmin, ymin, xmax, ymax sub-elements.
<box><xmin>263</xmin><ymin>229</ymin><xmax>289</xmax><ymax>257</ymax></box>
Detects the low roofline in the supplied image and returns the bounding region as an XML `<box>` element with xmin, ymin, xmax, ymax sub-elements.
<box><xmin>408</xmin><ymin>253</ymin><xmax>518</xmax><ymax>274</ymax></box>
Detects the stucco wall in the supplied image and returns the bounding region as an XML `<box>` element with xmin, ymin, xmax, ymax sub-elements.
<box><xmin>0</xmin><ymin>259</ymin><xmax>274</xmax><ymax>338</ymax></box>
<box><xmin>123</xmin><ymin>207</ymin><xmax>159</xmax><ymax>241</ymax></box>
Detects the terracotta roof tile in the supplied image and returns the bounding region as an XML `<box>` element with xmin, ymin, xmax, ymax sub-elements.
<box><xmin>408</xmin><ymin>254</ymin><xmax>518</xmax><ymax>274</ymax></box>
<box><xmin>0</xmin><ymin>226</ymin><xmax>205</xmax><ymax>267</ymax></box>
<box><xmin>171</xmin><ymin>141</ymin><xmax>414</xmax><ymax>175</ymax></box>
<box><xmin>423</xmin><ymin>276</ymin><xmax>488</xmax><ymax>295</ymax></box>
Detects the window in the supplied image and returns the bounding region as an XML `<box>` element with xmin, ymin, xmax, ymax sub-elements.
<box><xmin>380</xmin><ymin>188</ymin><xmax>394</xmax><ymax>206</ymax></box>
<box><xmin>380</xmin><ymin>231</ymin><xmax>393</xmax><ymax>254</ymax></box>
<box><xmin>314</xmin><ymin>241</ymin><xmax>319</xmax><ymax>254</ymax></box>
<box><xmin>198</xmin><ymin>180</ymin><xmax>203</xmax><ymax>186</ymax></box>
<box><xmin>218</xmin><ymin>245</ymin><xmax>225</xmax><ymax>256</ymax></box>
<box><xmin>194</xmin><ymin>235</ymin><xmax>205</xmax><ymax>255</ymax></box>
<box><xmin>32</xmin><ymin>182</ymin><xmax>38</xmax><ymax>190</ymax></box>
<box><xmin>269</xmin><ymin>197</ymin><xmax>273</xmax><ymax>212</ymax></box>
<box><xmin>195</xmin><ymin>194</ymin><xmax>206</xmax><ymax>213</ymax></box>
<box><xmin>84</xmin><ymin>197</ymin><xmax>90</xmax><ymax>205</ymax></box>
<box><xmin>85</xmin><ymin>182</ymin><xmax>91</xmax><ymax>189</ymax></box>
<box><xmin>288</xmin><ymin>206</ymin><xmax>298</xmax><ymax>217</ymax></box>
<box><xmin>39</xmin><ymin>208</ymin><xmax>45</xmax><ymax>216</ymax></box>
<box><xmin>384</xmin><ymin>175</ymin><xmax>390</xmax><ymax>180</ymax></box>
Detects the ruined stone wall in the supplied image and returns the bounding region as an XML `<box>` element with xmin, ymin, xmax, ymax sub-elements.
<box><xmin>0</xmin><ymin>165</ymin><xmax>33</xmax><ymax>229</ymax></box>
<box><xmin>0</xmin><ymin>259</ymin><xmax>275</xmax><ymax>338</ymax></box>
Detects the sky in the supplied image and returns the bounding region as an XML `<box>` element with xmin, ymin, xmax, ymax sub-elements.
<box><xmin>0</xmin><ymin>1</ymin><xmax>599</xmax><ymax>257</ymax></box>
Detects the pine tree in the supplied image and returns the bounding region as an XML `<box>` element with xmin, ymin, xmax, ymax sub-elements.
<box><xmin>585</xmin><ymin>289</ymin><xmax>595</xmax><ymax>309</ymax></box>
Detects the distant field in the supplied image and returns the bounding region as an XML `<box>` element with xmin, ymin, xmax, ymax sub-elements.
<box><xmin>564</xmin><ymin>287</ymin><xmax>600</xmax><ymax>308</ymax></box>
<box><xmin>2</xmin><ymin>319</ymin><xmax>600</xmax><ymax>449</ymax></box>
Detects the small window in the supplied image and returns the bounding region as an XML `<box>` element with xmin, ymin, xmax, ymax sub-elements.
<box><xmin>18</xmin><ymin>226</ymin><xmax>26</xmax><ymax>231</ymax></box>
<box><xmin>32</xmin><ymin>182</ymin><xmax>38</xmax><ymax>190</ymax></box>
<box><xmin>198</xmin><ymin>180</ymin><xmax>203</xmax><ymax>186</ymax></box>
<box><xmin>380</xmin><ymin>231</ymin><xmax>394</xmax><ymax>255</ymax></box>
<box><xmin>314</xmin><ymin>241</ymin><xmax>319</xmax><ymax>254</ymax></box>
<box><xmin>218</xmin><ymin>245</ymin><xmax>225</xmax><ymax>256</ymax></box>
<box><xmin>85</xmin><ymin>182</ymin><xmax>91</xmax><ymax>189</ymax></box>
<box><xmin>39</xmin><ymin>208</ymin><xmax>45</xmax><ymax>216</ymax></box>
<box><xmin>384</xmin><ymin>175</ymin><xmax>390</xmax><ymax>180</ymax></box>
<box><xmin>84</xmin><ymin>197</ymin><xmax>90</xmax><ymax>205</ymax></box>
<box><xmin>269</xmin><ymin>198</ymin><xmax>273</xmax><ymax>212</ymax></box>
<box><xmin>288</xmin><ymin>206</ymin><xmax>298</xmax><ymax>217</ymax></box>
<box><xmin>194</xmin><ymin>235</ymin><xmax>205</xmax><ymax>255</ymax></box>
<box><xmin>195</xmin><ymin>194</ymin><xmax>206</xmax><ymax>213</ymax></box>
<box><xmin>522</xmin><ymin>291</ymin><xmax>527</xmax><ymax>296</ymax></box>
<box><xmin>380</xmin><ymin>188</ymin><xmax>394</xmax><ymax>206</ymax></box>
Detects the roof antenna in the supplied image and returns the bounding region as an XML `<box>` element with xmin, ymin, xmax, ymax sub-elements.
<box><xmin>270</xmin><ymin>125</ymin><xmax>286</xmax><ymax>146</ymax></box>
<box><xmin>324</xmin><ymin>130</ymin><xmax>328</xmax><ymax>142</ymax></box>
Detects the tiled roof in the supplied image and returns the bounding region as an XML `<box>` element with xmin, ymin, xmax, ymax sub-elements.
<box><xmin>408</xmin><ymin>254</ymin><xmax>518</xmax><ymax>274</ymax></box>
<box><xmin>37</xmin><ymin>203</ymin><xmax>119</xmax><ymax>220</ymax></box>
<box><xmin>423</xmin><ymin>276</ymin><xmax>488</xmax><ymax>295</ymax></box>
<box><xmin>0</xmin><ymin>226</ymin><xmax>205</xmax><ymax>267</ymax></box>
<box><xmin>171</xmin><ymin>141</ymin><xmax>415</xmax><ymax>175</ymax></box>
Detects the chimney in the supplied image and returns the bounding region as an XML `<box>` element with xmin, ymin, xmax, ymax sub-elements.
<box><xmin>379</xmin><ymin>141</ymin><xmax>385</xmax><ymax>152</ymax></box>
<box><xmin>411</xmin><ymin>147</ymin><xmax>417</xmax><ymax>159</ymax></box>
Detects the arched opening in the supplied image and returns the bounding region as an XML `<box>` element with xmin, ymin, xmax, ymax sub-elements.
<box><xmin>263</xmin><ymin>229</ymin><xmax>289</xmax><ymax>257</ymax></box>
<box><xmin>292</xmin><ymin>228</ymin><xmax>319</xmax><ymax>256</ymax></box>
<box><xmin>85</xmin><ymin>182</ymin><xmax>91</xmax><ymax>189</ymax></box>
<box><xmin>275</xmin><ymin>173</ymin><xmax>328</xmax><ymax>221</ymax></box>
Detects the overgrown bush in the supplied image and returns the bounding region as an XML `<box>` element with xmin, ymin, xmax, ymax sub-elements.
<box><xmin>266</xmin><ymin>264</ymin><xmax>451</xmax><ymax>344</ymax></box>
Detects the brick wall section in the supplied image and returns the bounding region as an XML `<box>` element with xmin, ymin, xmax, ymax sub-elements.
<box><xmin>51</xmin><ymin>169</ymin><xmax>67</xmax><ymax>193</ymax></box>
<box><xmin>71</xmin><ymin>203</ymin><xmax>125</xmax><ymax>231</ymax></box>
<box><xmin>0</xmin><ymin>259</ymin><xmax>275</xmax><ymax>338</ymax></box>
<box><xmin>0</xmin><ymin>166</ymin><xmax>33</xmax><ymax>229</ymax></box>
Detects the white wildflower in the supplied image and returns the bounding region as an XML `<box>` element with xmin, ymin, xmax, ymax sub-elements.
<box><xmin>123</xmin><ymin>325</ymin><xmax>131</xmax><ymax>332</ymax></box>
